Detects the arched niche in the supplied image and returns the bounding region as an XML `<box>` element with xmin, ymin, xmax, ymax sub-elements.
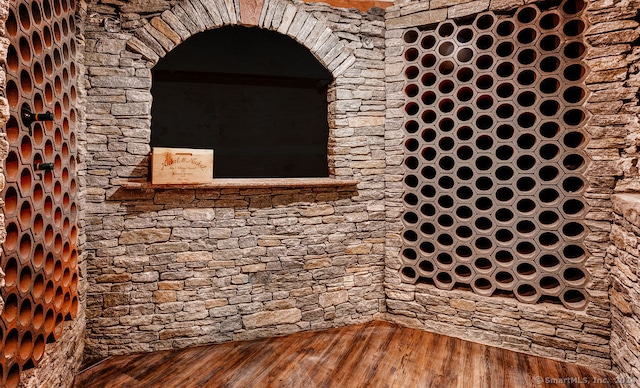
<box><xmin>151</xmin><ymin>26</ymin><xmax>334</xmax><ymax>178</ymax></box>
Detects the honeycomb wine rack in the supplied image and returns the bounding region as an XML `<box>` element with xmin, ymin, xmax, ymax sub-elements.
<box><xmin>400</xmin><ymin>0</ymin><xmax>591</xmax><ymax>309</ymax></box>
<box><xmin>1</xmin><ymin>0</ymin><xmax>80</xmax><ymax>386</ymax></box>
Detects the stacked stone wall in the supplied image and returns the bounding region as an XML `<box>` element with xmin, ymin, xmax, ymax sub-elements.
<box><xmin>82</xmin><ymin>0</ymin><xmax>387</xmax><ymax>363</ymax></box>
<box><xmin>384</xmin><ymin>0</ymin><xmax>640</xmax><ymax>368</ymax></box>
<box><xmin>608</xmin><ymin>194</ymin><xmax>640</xmax><ymax>382</ymax></box>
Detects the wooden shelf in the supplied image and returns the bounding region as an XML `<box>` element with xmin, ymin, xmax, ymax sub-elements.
<box><xmin>113</xmin><ymin>178</ymin><xmax>360</xmax><ymax>190</ymax></box>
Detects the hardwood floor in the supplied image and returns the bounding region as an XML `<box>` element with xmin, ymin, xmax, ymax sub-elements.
<box><xmin>75</xmin><ymin>321</ymin><xmax>618</xmax><ymax>388</ymax></box>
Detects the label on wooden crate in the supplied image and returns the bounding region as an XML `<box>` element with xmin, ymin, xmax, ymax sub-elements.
<box><xmin>151</xmin><ymin>147</ymin><xmax>214</xmax><ymax>185</ymax></box>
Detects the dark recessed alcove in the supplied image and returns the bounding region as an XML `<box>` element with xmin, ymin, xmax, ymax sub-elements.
<box><xmin>151</xmin><ymin>26</ymin><xmax>333</xmax><ymax>178</ymax></box>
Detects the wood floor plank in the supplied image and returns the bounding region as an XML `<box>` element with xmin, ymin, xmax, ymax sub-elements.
<box><xmin>74</xmin><ymin>321</ymin><xmax>619</xmax><ymax>388</ymax></box>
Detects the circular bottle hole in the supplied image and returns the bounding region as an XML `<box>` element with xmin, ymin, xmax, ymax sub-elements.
<box><xmin>564</xmin><ymin>19</ymin><xmax>586</xmax><ymax>36</ymax></box>
<box><xmin>518</xmin><ymin>49</ymin><xmax>538</xmax><ymax>66</ymax></box>
<box><xmin>456</xmin><ymin>107</ymin><xmax>474</xmax><ymax>121</ymax></box>
<box><xmin>437</xmin><ymin>22</ymin><xmax>455</xmax><ymax>37</ymax></box>
<box><xmin>405</xmin><ymin>66</ymin><xmax>419</xmax><ymax>80</ymax></box>
<box><xmin>421</xmin><ymin>222</ymin><xmax>435</xmax><ymax>236</ymax></box>
<box><xmin>516</xmin><ymin>155</ymin><xmax>535</xmax><ymax>170</ymax></box>
<box><xmin>539</xmin><ymin>121</ymin><xmax>560</xmax><ymax>138</ymax></box>
<box><xmin>540</xmin><ymin>35</ymin><xmax>561</xmax><ymax>51</ymax></box>
<box><xmin>517</xmin><ymin>28</ymin><xmax>537</xmax><ymax>44</ymax></box>
<box><xmin>496</xmin><ymin>124</ymin><xmax>514</xmax><ymax>140</ymax></box>
<box><xmin>539</xmin><ymin>254</ymin><xmax>561</xmax><ymax>270</ymax></box>
<box><xmin>475</xmin><ymin>75</ymin><xmax>494</xmax><ymax>90</ymax></box>
<box><xmin>421</xmin><ymin>166</ymin><xmax>436</xmax><ymax>179</ymax></box>
<box><xmin>475</xmin><ymin>53</ymin><xmax>495</xmax><ymax>70</ymax></box>
<box><xmin>563</xmin><ymin>176</ymin><xmax>585</xmax><ymax>193</ymax></box>
<box><xmin>475</xmin><ymin>156</ymin><xmax>493</xmax><ymax>171</ymax></box>
<box><xmin>539</xmin><ymin>210</ymin><xmax>560</xmax><ymax>225</ymax></box>
<box><xmin>456</xmin><ymin>226</ymin><xmax>473</xmax><ymax>239</ymax></box>
<box><xmin>421</xmin><ymin>35</ymin><xmax>436</xmax><ymax>50</ymax></box>
<box><xmin>517</xmin><ymin>6</ymin><xmax>538</xmax><ymax>23</ymax></box>
<box><xmin>495</xmin><ymin>187</ymin><xmax>514</xmax><ymax>202</ymax></box>
<box><xmin>404</xmin><ymin>47</ymin><xmax>419</xmax><ymax>62</ymax></box>
<box><xmin>496</xmin><ymin>145</ymin><xmax>514</xmax><ymax>160</ymax></box>
<box><xmin>437</xmin><ymin>234</ymin><xmax>454</xmax><ymax>247</ymax></box>
<box><xmin>495</xmin><ymin>20</ymin><xmax>515</xmax><ymax>36</ymax></box>
<box><xmin>456</xmin><ymin>48</ymin><xmax>474</xmax><ymax>63</ymax></box>
<box><xmin>421</xmin><ymin>91</ymin><xmax>436</xmax><ymax>106</ymax></box>
<box><xmin>421</xmin><ymin>203</ymin><xmax>436</xmax><ymax>216</ymax></box>
<box><xmin>563</xmin><ymin>0</ymin><xmax>585</xmax><ymax>15</ymax></box>
<box><xmin>563</xmin><ymin>199</ymin><xmax>585</xmax><ymax>215</ymax></box>
<box><xmin>562</xmin><ymin>289</ymin><xmax>587</xmax><ymax>309</ymax></box>
<box><xmin>475</xmin><ymin>177</ymin><xmax>493</xmax><ymax>191</ymax></box>
<box><xmin>404</xmin><ymin>174</ymin><xmax>419</xmax><ymax>188</ymax></box>
<box><xmin>457</xmin><ymin>166</ymin><xmax>473</xmax><ymax>180</ymax></box>
<box><xmin>496</xmin><ymin>82</ymin><xmax>515</xmax><ymax>98</ymax></box>
<box><xmin>517</xmin><ymin>70</ymin><xmax>536</xmax><ymax>86</ymax></box>
<box><xmin>437</xmin><ymin>195</ymin><xmax>454</xmax><ymax>208</ymax></box>
<box><xmin>405</xmin><ymin>120</ymin><xmax>419</xmax><ymax>135</ymax></box>
<box><xmin>474</xmin><ymin>216</ymin><xmax>493</xmax><ymax>230</ymax></box>
<box><xmin>564</xmin><ymin>42</ymin><xmax>586</xmax><ymax>59</ymax></box>
<box><xmin>456</xmin><ymin>245</ymin><xmax>473</xmax><ymax>258</ymax></box>
<box><xmin>516</xmin><ymin>199</ymin><xmax>536</xmax><ymax>214</ymax></box>
<box><xmin>563</xmin><ymin>244</ymin><xmax>586</xmax><ymax>261</ymax></box>
<box><xmin>456</xmin><ymin>67</ymin><xmax>474</xmax><ymax>83</ymax></box>
<box><xmin>456</xmin><ymin>205</ymin><xmax>473</xmax><ymax>219</ymax></box>
<box><xmin>563</xmin><ymin>154</ymin><xmax>586</xmax><ymax>170</ymax></box>
<box><xmin>401</xmin><ymin>266</ymin><xmax>416</xmax><ymax>280</ymax></box>
<box><xmin>475</xmin><ymin>237</ymin><xmax>493</xmax><ymax>251</ymax></box>
<box><xmin>540</xmin><ymin>56</ymin><xmax>561</xmax><ymax>73</ymax></box>
<box><xmin>539</xmin><ymin>144</ymin><xmax>560</xmax><ymax>160</ymax></box>
<box><xmin>495</xmin><ymin>42</ymin><xmax>514</xmax><ymax>57</ymax></box>
<box><xmin>539</xmin><ymin>187</ymin><xmax>560</xmax><ymax>203</ymax></box>
<box><xmin>474</xmin><ymin>258</ymin><xmax>493</xmax><ymax>272</ymax></box>
<box><xmin>421</xmin><ymin>185</ymin><xmax>436</xmax><ymax>199</ymax></box>
<box><xmin>475</xmin><ymin>14</ymin><xmax>495</xmax><ymax>30</ymax></box>
<box><xmin>456</xmin><ymin>87</ymin><xmax>474</xmax><ymax>103</ymax></box>
<box><xmin>403</xmin><ymin>29</ymin><xmax>419</xmax><ymax>43</ymax></box>
<box><xmin>438</xmin><ymin>60</ymin><xmax>455</xmax><ymax>75</ymax></box>
<box><xmin>539</xmin><ymin>12</ymin><xmax>560</xmax><ymax>29</ymax></box>
<box><xmin>495</xmin><ymin>208</ymin><xmax>514</xmax><ymax>222</ymax></box>
<box><xmin>456</xmin><ymin>186</ymin><xmax>473</xmax><ymax>200</ymax></box>
<box><xmin>402</xmin><ymin>248</ymin><xmax>418</xmax><ymax>261</ymax></box>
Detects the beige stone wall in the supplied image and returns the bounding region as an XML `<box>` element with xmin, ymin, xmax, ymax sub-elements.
<box><xmin>384</xmin><ymin>0</ymin><xmax>640</xmax><ymax>368</ymax></box>
<box><xmin>82</xmin><ymin>0</ymin><xmax>387</xmax><ymax>363</ymax></box>
<box><xmin>608</xmin><ymin>194</ymin><xmax>640</xmax><ymax>382</ymax></box>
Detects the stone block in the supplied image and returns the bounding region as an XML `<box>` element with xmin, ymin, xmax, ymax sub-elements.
<box><xmin>120</xmin><ymin>228</ymin><xmax>171</xmax><ymax>244</ymax></box>
<box><xmin>319</xmin><ymin>290</ymin><xmax>349</xmax><ymax>307</ymax></box>
<box><xmin>242</xmin><ymin>308</ymin><xmax>302</xmax><ymax>329</ymax></box>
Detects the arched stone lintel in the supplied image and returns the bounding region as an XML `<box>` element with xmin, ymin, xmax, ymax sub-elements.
<box><xmin>125</xmin><ymin>0</ymin><xmax>355</xmax><ymax>77</ymax></box>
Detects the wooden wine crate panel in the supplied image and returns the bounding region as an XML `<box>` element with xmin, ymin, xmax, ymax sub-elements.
<box><xmin>151</xmin><ymin>147</ymin><xmax>214</xmax><ymax>185</ymax></box>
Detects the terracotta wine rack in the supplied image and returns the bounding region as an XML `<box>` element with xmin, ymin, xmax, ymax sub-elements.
<box><xmin>400</xmin><ymin>0</ymin><xmax>591</xmax><ymax>309</ymax></box>
<box><xmin>2</xmin><ymin>0</ymin><xmax>79</xmax><ymax>386</ymax></box>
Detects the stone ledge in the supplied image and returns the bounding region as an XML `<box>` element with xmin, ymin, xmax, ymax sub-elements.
<box><xmin>113</xmin><ymin>177</ymin><xmax>360</xmax><ymax>190</ymax></box>
<box><xmin>611</xmin><ymin>193</ymin><xmax>640</xmax><ymax>228</ymax></box>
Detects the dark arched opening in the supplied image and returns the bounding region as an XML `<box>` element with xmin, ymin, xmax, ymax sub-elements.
<box><xmin>151</xmin><ymin>26</ymin><xmax>333</xmax><ymax>178</ymax></box>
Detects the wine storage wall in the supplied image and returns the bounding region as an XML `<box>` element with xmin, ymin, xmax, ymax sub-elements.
<box><xmin>400</xmin><ymin>0</ymin><xmax>591</xmax><ymax>309</ymax></box>
<box><xmin>2</xmin><ymin>0</ymin><xmax>79</xmax><ymax>386</ymax></box>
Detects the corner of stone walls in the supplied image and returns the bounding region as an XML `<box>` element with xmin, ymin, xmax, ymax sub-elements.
<box><xmin>608</xmin><ymin>194</ymin><xmax>640</xmax><ymax>382</ymax></box>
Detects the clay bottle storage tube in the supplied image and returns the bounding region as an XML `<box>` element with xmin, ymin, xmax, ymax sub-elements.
<box><xmin>400</xmin><ymin>1</ymin><xmax>591</xmax><ymax>309</ymax></box>
<box><xmin>3</xmin><ymin>0</ymin><xmax>81</xmax><ymax>385</ymax></box>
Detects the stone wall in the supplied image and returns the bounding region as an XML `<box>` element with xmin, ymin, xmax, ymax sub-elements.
<box><xmin>384</xmin><ymin>0</ymin><xmax>640</xmax><ymax>368</ymax></box>
<box><xmin>608</xmin><ymin>194</ymin><xmax>640</xmax><ymax>382</ymax></box>
<box><xmin>82</xmin><ymin>0</ymin><xmax>387</xmax><ymax>363</ymax></box>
